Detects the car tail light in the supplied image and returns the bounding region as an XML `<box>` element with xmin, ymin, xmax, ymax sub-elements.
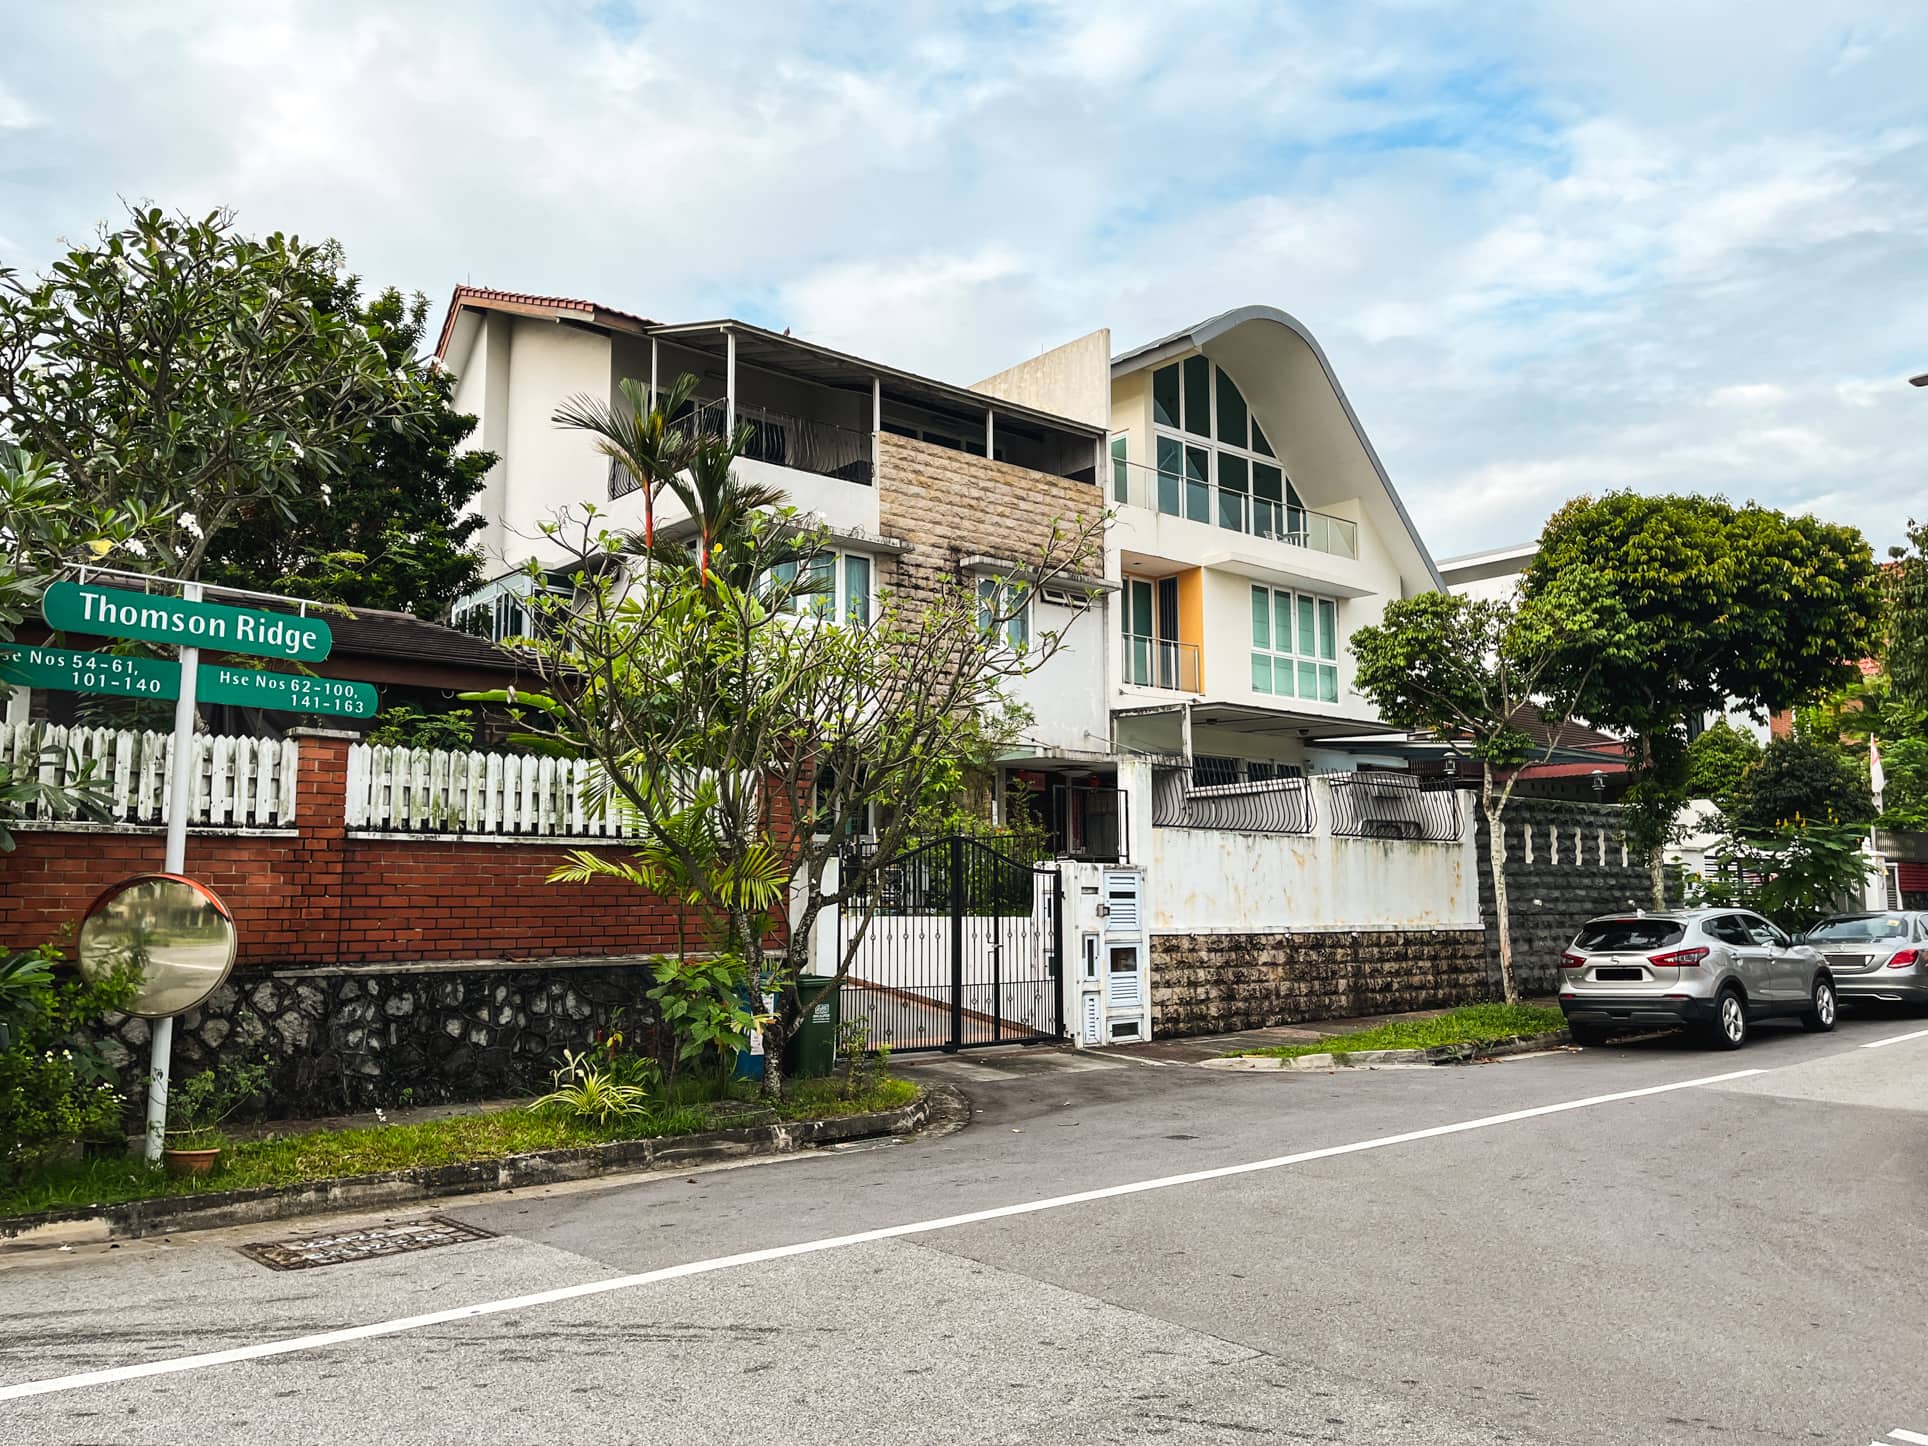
<box><xmin>1888</xmin><ymin>948</ymin><xmax>1920</xmax><ymax>969</ymax></box>
<box><xmin>1560</xmin><ymin>952</ymin><xmax>1586</xmax><ymax>969</ymax></box>
<box><xmin>1649</xmin><ymin>946</ymin><xmax>1709</xmax><ymax>968</ymax></box>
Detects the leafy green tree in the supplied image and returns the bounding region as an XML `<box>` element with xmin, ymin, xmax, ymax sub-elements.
<box><xmin>201</xmin><ymin>286</ymin><xmax>491</xmax><ymax>617</ymax></box>
<box><xmin>1797</xmin><ymin>671</ymin><xmax>1928</xmax><ymax>832</ymax></box>
<box><xmin>0</xmin><ymin>205</ymin><xmax>423</xmax><ymax>579</ymax></box>
<box><xmin>1887</xmin><ymin>519</ymin><xmax>1928</xmax><ymax>708</ymax></box>
<box><xmin>1351</xmin><ymin>574</ymin><xmax>1628</xmax><ymax>1003</ymax></box>
<box><xmin>1725</xmin><ymin>733</ymin><xmax>1872</xmax><ymax>836</ymax></box>
<box><xmin>1524</xmin><ymin>492</ymin><xmax>1881</xmax><ymax>905</ymax></box>
<box><xmin>1684</xmin><ymin>720</ymin><xmax>1764</xmax><ymax>805</ymax></box>
<box><xmin>0</xmin><ymin>446</ymin><xmax>140</xmax><ymax>847</ymax></box>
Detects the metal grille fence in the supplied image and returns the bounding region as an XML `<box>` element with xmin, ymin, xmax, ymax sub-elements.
<box><xmin>1151</xmin><ymin>768</ymin><xmax>1316</xmax><ymax>835</ymax></box>
<box><xmin>1324</xmin><ymin>772</ymin><xmax>1463</xmax><ymax>842</ymax></box>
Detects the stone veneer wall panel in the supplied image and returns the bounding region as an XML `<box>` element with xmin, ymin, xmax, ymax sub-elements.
<box><xmin>1149</xmin><ymin>928</ymin><xmax>1490</xmax><ymax>1037</ymax></box>
<box><xmin>1471</xmin><ymin>796</ymin><xmax>1674</xmax><ymax>997</ymax></box>
<box><xmin>875</xmin><ymin>432</ymin><xmax>1104</xmax><ymax>605</ymax></box>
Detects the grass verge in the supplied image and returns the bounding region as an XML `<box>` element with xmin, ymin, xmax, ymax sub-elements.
<box><xmin>1233</xmin><ymin>1004</ymin><xmax>1568</xmax><ymax>1061</ymax></box>
<box><xmin>0</xmin><ymin>1076</ymin><xmax>920</xmax><ymax>1219</ymax></box>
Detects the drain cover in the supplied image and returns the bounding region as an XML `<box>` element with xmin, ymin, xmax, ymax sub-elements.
<box><xmin>238</xmin><ymin>1216</ymin><xmax>496</xmax><ymax>1271</ymax></box>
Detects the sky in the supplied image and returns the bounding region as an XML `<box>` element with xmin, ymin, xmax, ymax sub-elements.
<box><xmin>2</xmin><ymin>0</ymin><xmax>1925</xmax><ymax>561</ymax></box>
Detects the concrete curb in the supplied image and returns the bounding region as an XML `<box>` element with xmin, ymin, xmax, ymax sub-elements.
<box><xmin>1204</xmin><ymin>1029</ymin><xmax>1572</xmax><ymax>1073</ymax></box>
<box><xmin>0</xmin><ymin>1088</ymin><xmax>941</xmax><ymax>1248</ymax></box>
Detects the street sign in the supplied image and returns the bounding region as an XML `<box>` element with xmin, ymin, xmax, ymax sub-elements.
<box><xmin>196</xmin><ymin>665</ymin><xmax>377</xmax><ymax>719</ymax></box>
<box><xmin>0</xmin><ymin>642</ymin><xmax>180</xmax><ymax>699</ymax></box>
<box><xmin>42</xmin><ymin>580</ymin><xmax>333</xmax><ymax>661</ymax></box>
<box><xmin>0</xmin><ymin>644</ymin><xmax>377</xmax><ymax>717</ymax></box>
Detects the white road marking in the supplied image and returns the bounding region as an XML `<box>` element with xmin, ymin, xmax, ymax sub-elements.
<box><xmin>1859</xmin><ymin>1028</ymin><xmax>1928</xmax><ymax>1050</ymax></box>
<box><xmin>1885</xmin><ymin>1428</ymin><xmax>1928</xmax><ymax>1444</ymax></box>
<box><xmin>0</xmin><ymin>1066</ymin><xmax>1764</xmax><ymax>1404</ymax></box>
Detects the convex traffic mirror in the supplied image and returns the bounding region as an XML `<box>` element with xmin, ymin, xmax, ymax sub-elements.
<box><xmin>76</xmin><ymin>874</ymin><xmax>238</xmax><ymax>1019</ymax></box>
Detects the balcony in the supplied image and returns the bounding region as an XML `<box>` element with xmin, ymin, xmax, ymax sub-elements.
<box><xmin>610</xmin><ymin>397</ymin><xmax>874</xmax><ymax>499</ymax></box>
<box><xmin>1113</xmin><ymin>454</ymin><xmax>1358</xmax><ymax>560</ymax></box>
<box><xmin>1123</xmin><ymin>637</ymin><xmax>1201</xmax><ymax>693</ymax></box>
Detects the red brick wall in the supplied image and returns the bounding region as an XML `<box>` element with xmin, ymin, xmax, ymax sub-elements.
<box><xmin>0</xmin><ymin>730</ymin><xmax>697</xmax><ymax>969</ymax></box>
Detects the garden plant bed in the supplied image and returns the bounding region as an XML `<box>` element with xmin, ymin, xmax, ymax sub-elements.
<box><xmin>0</xmin><ymin>1078</ymin><xmax>926</xmax><ymax>1245</ymax></box>
<box><xmin>1211</xmin><ymin>1004</ymin><xmax>1570</xmax><ymax>1071</ymax></box>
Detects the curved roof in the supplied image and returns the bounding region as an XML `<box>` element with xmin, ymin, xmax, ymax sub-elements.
<box><xmin>1114</xmin><ymin>304</ymin><xmax>1443</xmax><ymax>591</ymax></box>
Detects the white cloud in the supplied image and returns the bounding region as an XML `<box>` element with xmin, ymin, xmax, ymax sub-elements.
<box><xmin>2</xmin><ymin>0</ymin><xmax>1926</xmax><ymax>559</ymax></box>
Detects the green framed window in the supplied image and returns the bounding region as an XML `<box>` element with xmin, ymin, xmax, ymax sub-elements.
<box><xmin>1112</xmin><ymin>436</ymin><xmax>1129</xmax><ymax>503</ymax></box>
<box><xmin>1216</xmin><ymin>369</ymin><xmax>1248</xmax><ymax>448</ymax></box>
<box><xmin>1156</xmin><ymin>435</ymin><xmax>1183</xmax><ymax>516</ymax></box>
<box><xmin>1152</xmin><ymin>365</ymin><xmax>1180</xmax><ymax>428</ymax></box>
<box><xmin>1182</xmin><ymin>356</ymin><xmax>1211</xmax><ymax>437</ymax></box>
<box><xmin>1184</xmin><ymin>445</ymin><xmax>1210</xmax><ymax>523</ymax></box>
<box><xmin>1218</xmin><ymin>454</ymin><xmax>1248</xmax><ymax>532</ymax></box>
<box><xmin>1249</xmin><ymin>584</ymin><xmax>1339</xmax><ymax>701</ymax></box>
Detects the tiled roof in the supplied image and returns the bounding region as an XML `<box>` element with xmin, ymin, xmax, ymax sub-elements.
<box><xmin>434</xmin><ymin>285</ymin><xmax>654</xmax><ymax>359</ymax></box>
<box><xmin>325</xmin><ymin>606</ymin><xmax>525</xmax><ymax>673</ymax></box>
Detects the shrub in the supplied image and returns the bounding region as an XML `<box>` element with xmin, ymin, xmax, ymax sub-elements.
<box><xmin>165</xmin><ymin>1059</ymin><xmax>270</xmax><ymax>1150</ymax></box>
<box><xmin>532</xmin><ymin>1049</ymin><xmax>651</xmax><ymax>1124</ymax></box>
<box><xmin>0</xmin><ymin>946</ymin><xmax>139</xmax><ymax>1183</ymax></box>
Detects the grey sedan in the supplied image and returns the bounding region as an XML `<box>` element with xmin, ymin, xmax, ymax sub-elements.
<box><xmin>1803</xmin><ymin>912</ymin><xmax>1928</xmax><ymax>1009</ymax></box>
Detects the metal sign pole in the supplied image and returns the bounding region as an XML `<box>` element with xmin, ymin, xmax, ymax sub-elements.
<box><xmin>143</xmin><ymin>582</ymin><xmax>202</xmax><ymax>1164</ymax></box>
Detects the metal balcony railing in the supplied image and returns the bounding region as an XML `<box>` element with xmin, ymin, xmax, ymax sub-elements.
<box><xmin>1112</xmin><ymin>453</ymin><xmax>1358</xmax><ymax>560</ymax></box>
<box><xmin>1323</xmin><ymin>771</ymin><xmax>1463</xmax><ymax>842</ymax></box>
<box><xmin>1122</xmin><ymin>636</ymin><xmax>1201</xmax><ymax>692</ymax></box>
<box><xmin>1151</xmin><ymin>768</ymin><xmax>1316</xmax><ymax>835</ymax></box>
<box><xmin>608</xmin><ymin>397</ymin><xmax>875</xmax><ymax>499</ymax></box>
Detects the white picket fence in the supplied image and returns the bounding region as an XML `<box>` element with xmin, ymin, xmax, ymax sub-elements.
<box><xmin>345</xmin><ymin>743</ymin><xmax>641</xmax><ymax>837</ymax></box>
<box><xmin>0</xmin><ymin>723</ymin><xmax>299</xmax><ymax>829</ymax></box>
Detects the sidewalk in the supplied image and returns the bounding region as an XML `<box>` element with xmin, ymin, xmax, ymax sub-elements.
<box><xmin>1090</xmin><ymin>996</ymin><xmax>1562</xmax><ymax>1065</ymax></box>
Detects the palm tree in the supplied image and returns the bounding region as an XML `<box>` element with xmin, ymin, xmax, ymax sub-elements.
<box><xmin>551</xmin><ymin>374</ymin><xmax>698</xmax><ymax>552</ymax></box>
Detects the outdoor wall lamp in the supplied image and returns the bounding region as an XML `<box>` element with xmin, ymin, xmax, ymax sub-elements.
<box><xmin>1590</xmin><ymin>769</ymin><xmax>1606</xmax><ymax>796</ymax></box>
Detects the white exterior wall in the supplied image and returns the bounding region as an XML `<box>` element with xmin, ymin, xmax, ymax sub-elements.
<box><xmin>1008</xmin><ymin>596</ymin><xmax>1111</xmax><ymax>759</ymax></box>
<box><xmin>1117</xmin><ymin>759</ymin><xmax>1480</xmax><ymax>932</ymax></box>
<box><xmin>971</xmin><ymin>329</ymin><xmax>1113</xmax><ymax>429</ymax></box>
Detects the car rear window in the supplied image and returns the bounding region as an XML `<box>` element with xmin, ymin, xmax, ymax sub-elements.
<box><xmin>1574</xmin><ymin>919</ymin><xmax>1686</xmax><ymax>952</ymax></box>
<box><xmin>1807</xmin><ymin>915</ymin><xmax>1911</xmax><ymax>943</ymax></box>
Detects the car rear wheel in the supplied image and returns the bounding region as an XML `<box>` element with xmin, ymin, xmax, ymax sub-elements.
<box><xmin>1801</xmin><ymin>976</ymin><xmax>1838</xmax><ymax>1033</ymax></box>
<box><xmin>1567</xmin><ymin>1023</ymin><xmax>1608</xmax><ymax>1047</ymax></box>
<box><xmin>1708</xmin><ymin>988</ymin><xmax>1748</xmax><ymax>1050</ymax></box>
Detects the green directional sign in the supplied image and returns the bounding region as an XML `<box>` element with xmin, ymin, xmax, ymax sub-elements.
<box><xmin>0</xmin><ymin>642</ymin><xmax>180</xmax><ymax>699</ymax></box>
<box><xmin>42</xmin><ymin>581</ymin><xmax>333</xmax><ymax>661</ymax></box>
<box><xmin>0</xmin><ymin>644</ymin><xmax>377</xmax><ymax>718</ymax></box>
<box><xmin>195</xmin><ymin>665</ymin><xmax>377</xmax><ymax>719</ymax></box>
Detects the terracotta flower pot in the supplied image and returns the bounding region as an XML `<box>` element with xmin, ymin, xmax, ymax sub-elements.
<box><xmin>161</xmin><ymin>1146</ymin><xmax>221</xmax><ymax>1177</ymax></box>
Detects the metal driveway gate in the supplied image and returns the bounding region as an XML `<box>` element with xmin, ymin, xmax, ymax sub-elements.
<box><xmin>837</xmin><ymin>835</ymin><xmax>1062</xmax><ymax>1052</ymax></box>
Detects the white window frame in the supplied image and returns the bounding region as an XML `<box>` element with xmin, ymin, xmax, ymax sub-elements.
<box><xmin>977</xmin><ymin>577</ymin><xmax>1031</xmax><ymax>650</ymax></box>
<box><xmin>1249</xmin><ymin>584</ymin><xmax>1339</xmax><ymax>702</ymax></box>
<box><xmin>772</xmin><ymin>549</ymin><xmax>876</xmax><ymax>628</ymax></box>
<box><xmin>1147</xmin><ymin>357</ymin><xmax>1307</xmax><ymax>537</ymax></box>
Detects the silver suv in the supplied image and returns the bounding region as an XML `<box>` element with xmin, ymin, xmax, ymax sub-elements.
<box><xmin>1559</xmin><ymin>908</ymin><xmax>1836</xmax><ymax>1049</ymax></box>
<box><xmin>1802</xmin><ymin>912</ymin><xmax>1928</xmax><ymax>1008</ymax></box>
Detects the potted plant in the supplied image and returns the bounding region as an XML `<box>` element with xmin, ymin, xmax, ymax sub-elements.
<box><xmin>161</xmin><ymin>1060</ymin><xmax>268</xmax><ymax>1176</ymax></box>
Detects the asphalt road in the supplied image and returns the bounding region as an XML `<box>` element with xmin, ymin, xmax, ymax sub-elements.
<box><xmin>3</xmin><ymin>1009</ymin><xmax>1927</xmax><ymax>1446</ymax></box>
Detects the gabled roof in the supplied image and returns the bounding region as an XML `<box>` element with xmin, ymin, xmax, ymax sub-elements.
<box><xmin>1114</xmin><ymin>304</ymin><xmax>1444</xmax><ymax>592</ymax></box>
<box><xmin>434</xmin><ymin>286</ymin><xmax>655</xmax><ymax>360</ymax></box>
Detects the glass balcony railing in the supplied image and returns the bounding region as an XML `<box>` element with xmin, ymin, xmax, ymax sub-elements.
<box><xmin>1123</xmin><ymin>637</ymin><xmax>1201</xmax><ymax>692</ymax></box>
<box><xmin>1112</xmin><ymin>454</ymin><xmax>1358</xmax><ymax>560</ymax></box>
